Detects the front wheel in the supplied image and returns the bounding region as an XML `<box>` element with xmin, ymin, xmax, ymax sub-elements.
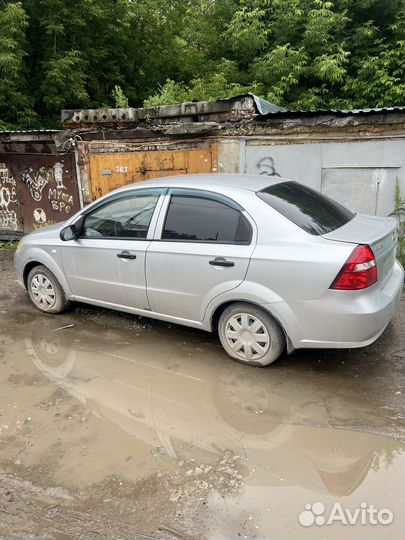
<box><xmin>218</xmin><ymin>303</ymin><xmax>285</xmax><ymax>366</ymax></box>
<box><xmin>27</xmin><ymin>265</ymin><xmax>70</xmax><ymax>314</ymax></box>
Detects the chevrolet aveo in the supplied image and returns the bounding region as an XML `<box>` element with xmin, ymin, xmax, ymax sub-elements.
<box><xmin>15</xmin><ymin>174</ymin><xmax>403</xmax><ymax>366</ymax></box>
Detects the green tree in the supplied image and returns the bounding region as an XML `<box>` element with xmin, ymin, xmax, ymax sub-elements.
<box><xmin>21</xmin><ymin>0</ymin><xmax>184</xmax><ymax>126</ymax></box>
<box><xmin>0</xmin><ymin>0</ymin><xmax>404</xmax><ymax>128</ymax></box>
<box><xmin>146</xmin><ymin>0</ymin><xmax>405</xmax><ymax>110</ymax></box>
<box><xmin>0</xmin><ymin>1</ymin><xmax>35</xmax><ymax>129</ymax></box>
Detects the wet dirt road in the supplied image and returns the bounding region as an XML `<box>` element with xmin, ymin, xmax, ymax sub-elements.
<box><xmin>0</xmin><ymin>250</ymin><xmax>404</xmax><ymax>539</ymax></box>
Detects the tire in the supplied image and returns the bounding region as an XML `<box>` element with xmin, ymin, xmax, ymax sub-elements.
<box><xmin>27</xmin><ymin>265</ymin><xmax>70</xmax><ymax>314</ymax></box>
<box><xmin>218</xmin><ymin>303</ymin><xmax>285</xmax><ymax>366</ymax></box>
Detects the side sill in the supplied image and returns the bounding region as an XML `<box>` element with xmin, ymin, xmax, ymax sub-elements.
<box><xmin>71</xmin><ymin>296</ymin><xmax>207</xmax><ymax>331</ymax></box>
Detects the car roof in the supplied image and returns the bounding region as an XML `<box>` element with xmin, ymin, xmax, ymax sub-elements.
<box><xmin>115</xmin><ymin>173</ymin><xmax>289</xmax><ymax>194</ymax></box>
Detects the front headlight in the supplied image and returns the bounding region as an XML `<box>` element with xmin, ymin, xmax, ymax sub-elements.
<box><xmin>15</xmin><ymin>239</ymin><xmax>24</xmax><ymax>253</ymax></box>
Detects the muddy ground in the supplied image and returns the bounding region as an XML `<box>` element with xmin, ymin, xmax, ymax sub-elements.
<box><xmin>0</xmin><ymin>249</ymin><xmax>404</xmax><ymax>539</ymax></box>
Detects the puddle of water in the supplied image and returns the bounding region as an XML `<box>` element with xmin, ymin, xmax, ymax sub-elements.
<box><xmin>0</xmin><ymin>306</ymin><xmax>404</xmax><ymax>538</ymax></box>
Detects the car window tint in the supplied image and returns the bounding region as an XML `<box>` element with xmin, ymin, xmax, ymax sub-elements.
<box><xmin>162</xmin><ymin>195</ymin><xmax>251</xmax><ymax>243</ymax></box>
<box><xmin>82</xmin><ymin>192</ymin><xmax>160</xmax><ymax>238</ymax></box>
<box><xmin>257</xmin><ymin>181</ymin><xmax>355</xmax><ymax>235</ymax></box>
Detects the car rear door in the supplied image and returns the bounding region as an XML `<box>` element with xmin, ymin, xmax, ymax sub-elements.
<box><xmin>145</xmin><ymin>189</ymin><xmax>256</xmax><ymax>322</ymax></box>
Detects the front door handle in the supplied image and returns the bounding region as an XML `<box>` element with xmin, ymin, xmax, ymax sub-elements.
<box><xmin>209</xmin><ymin>257</ymin><xmax>235</xmax><ymax>267</ymax></box>
<box><xmin>117</xmin><ymin>251</ymin><xmax>137</xmax><ymax>260</ymax></box>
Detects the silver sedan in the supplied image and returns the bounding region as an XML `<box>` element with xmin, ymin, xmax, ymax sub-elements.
<box><xmin>14</xmin><ymin>174</ymin><xmax>404</xmax><ymax>366</ymax></box>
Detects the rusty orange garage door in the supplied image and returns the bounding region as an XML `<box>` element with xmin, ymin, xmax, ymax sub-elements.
<box><xmin>88</xmin><ymin>145</ymin><xmax>218</xmax><ymax>201</ymax></box>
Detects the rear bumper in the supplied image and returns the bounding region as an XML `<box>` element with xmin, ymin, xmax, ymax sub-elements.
<box><xmin>264</xmin><ymin>260</ymin><xmax>404</xmax><ymax>349</ymax></box>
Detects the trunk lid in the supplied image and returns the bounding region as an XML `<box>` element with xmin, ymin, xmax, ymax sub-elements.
<box><xmin>323</xmin><ymin>214</ymin><xmax>398</xmax><ymax>287</ymax></box>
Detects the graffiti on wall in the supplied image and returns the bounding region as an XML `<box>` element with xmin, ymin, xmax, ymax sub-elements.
<box><xmin>20</xmin><ymin>162</ymin><xmax>73</xmax><ymax>213</ymax></box>
<box><xmin>0</xmin><ymin>159</ymin><xmax>77</xmax><ymax>235</ymax></box>
<box><xmin>21</xmin><ymin>166</ymin><xmax>51</xmax><ymax>201</ymax></box>
<box><xmin>48</xmin><ymin>162</ymin><xmax>73</xmax><ymax>214</ymax></box>
<box><xmin>255</xmin><ymin>156</ymin><xmax>281</xmax><ymax>177</ymax></box>
<box><xmin>33</xmin><ymin>208</ymin><xmax>47</xmax><ymax>224</ymax></box>
<box><xmin>0</xmin><ymin>163</ymin><xmax>19</xmax><ymax>231</ymax></box>
<box><xmin>53</xmin><ymin>162</ymin><xmax>67</xmax><ymax>190</ymax></box>
<box><xmin>32</xmin><ymin>205</ymin><xmax>56</xmax><ymax>230</ymax></box>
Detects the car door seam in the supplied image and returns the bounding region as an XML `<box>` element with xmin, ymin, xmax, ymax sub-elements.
<box><xmin>202</xmin><ymin>212</ymin><xmax>259</xmax><ymax>322</ymax></box>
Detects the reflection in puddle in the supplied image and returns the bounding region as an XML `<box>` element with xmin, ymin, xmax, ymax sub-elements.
<box><xmin>0</xmin><ymin>310</ymin><xmax>405</xmax><ymax>538</ymax></box>
<box><xmin>1</xmin><ymin>317</ymin><xmax>404</xmax><ymax>538</ymax></box>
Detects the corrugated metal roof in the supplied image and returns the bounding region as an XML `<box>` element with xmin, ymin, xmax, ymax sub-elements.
<box><xmin>211</xmin><ymin>93</ymin><xmax>285</xmax><ymax>113</ymax></box>
<box><xmin>258</xmin><ymin>105</ymin><xmax>405</xmax><ymax>118</ymax></box>
<box><xmin>0</xmin><ymin>129</ymin><xmax>60</xmax><ymax>134</ymax></box>
<box><xmin>0</xmin><ymin>129</ymin><xmax>61</xmax><ymax>143</ymax></box>
<box><xmin>339</xmin><ymin>106</ymin><xmax>405</xmax><ymax>113</ymax></box>
<box><xmin>250</xmin><ymin>95</ymin><xmax>286</xmax><ymax>114</ymax></box>
<box><xmin>214</xmin><ymin>98</ymin><xmax>405</xmax><ymax>116</ymax></box>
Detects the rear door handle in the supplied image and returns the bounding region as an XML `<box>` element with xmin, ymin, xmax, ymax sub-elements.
<box><xmin>209</xmin><ymin>257</ymin><xmax>235</xmax><ymax>267</ymax></box>
<box><xmin>117</xmin><ymin>251</ymin><xmax>137</xmax><ymax>260</ymax></box>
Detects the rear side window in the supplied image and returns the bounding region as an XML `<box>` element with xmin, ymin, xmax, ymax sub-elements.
<box><xmin>257</xmin><ymin>181</ymin><xmax>355</xmax><ymax>235</ymax></box>
<box><xmin>162</xmin><ymin>195</ymin><xmax>251</xmax><ymax>243</ymax></box>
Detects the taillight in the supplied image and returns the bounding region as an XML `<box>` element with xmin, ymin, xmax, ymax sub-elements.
<box><xmin>330</xmin><ymin>245</ymin><xmax>377</xmax><ymax>290</ymax></box>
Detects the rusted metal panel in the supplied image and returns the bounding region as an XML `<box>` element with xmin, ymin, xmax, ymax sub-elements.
<box><xmin>87</xmin><ymin>144</ymin><xmax>218</xmax><ymax>200</ymax></box>
<box><xmin>0</xmin><ymin>150</ymin><xmax>80</xmax><ymax>239</ymax></box>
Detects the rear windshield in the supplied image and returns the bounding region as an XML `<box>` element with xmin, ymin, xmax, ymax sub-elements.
<box><xmin>257</xmin><ymin>181</ymin><xmax>355</xmax><ymax>235</ymax></box>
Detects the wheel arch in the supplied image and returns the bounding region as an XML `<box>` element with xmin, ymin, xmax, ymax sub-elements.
<box><xmin>22</xmin><ymin>249</ymin><xmax>73</xmax><ymax>299</ymax></box>
<box><xmin>23</xmin><ymin>261</ymin><xmax>43</xmax><ymax>288</ymax></box>
<box><xmin>210</xmin><ymin>299</ymin><xmax>294</xmax><ymax>354</ymax></box>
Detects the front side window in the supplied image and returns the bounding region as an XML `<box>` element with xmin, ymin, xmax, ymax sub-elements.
<box><xmin>82</xmin><ymin>191</ymin><xmax>161</xmax><ymax>239</ymax></box>
<box><xmin>162</xmin><ymin>194</ymin><xmax>251</xmax><ymax>243</ymax></box>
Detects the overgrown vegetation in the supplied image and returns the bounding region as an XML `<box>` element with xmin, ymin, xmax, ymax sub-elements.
<box><xmin>0</xmin><ymin>241</ymin><xmax>17</xmax><ymax>251</ymax></box>
<box><xmin>391</xmin><ymin>179</ymin><xmax>405</xmax><ymax>269</ymax></box>
<box><xmin>0</xmin><ymin>0</ymin><xmax>404</xmax><ymax>128</ymax></box>
<box><xmin>112</xmin><ymin>85</ymin><xmax>129</xmax><ymax>109</ymax></box>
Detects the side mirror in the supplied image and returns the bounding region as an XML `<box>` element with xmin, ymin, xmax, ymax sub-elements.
<box><xmin>60</xmin><ymin>217</ymin><xmax>83</xmax><ymax>241</ymax></box>
<box><xmin>60</xmin><ymin>225</ymin><xmax>76</xmax><ymax>241</ymax></box>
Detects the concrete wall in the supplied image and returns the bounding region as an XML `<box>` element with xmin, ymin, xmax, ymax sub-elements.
<box><xmin>241</xmin><ymin>138</ymin><xmax>405</xmax><ymax>217</ymax></box>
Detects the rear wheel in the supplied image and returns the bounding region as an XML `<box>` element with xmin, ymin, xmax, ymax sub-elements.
<box><xmin>218</xmin><ymin>303</ymin><xmax>285</xmax><ymax>366</ymax></box>
<box><xmin>27</xmin><ymin>265</ymin><xmax>70</xmax><ymax>314</ymax></box>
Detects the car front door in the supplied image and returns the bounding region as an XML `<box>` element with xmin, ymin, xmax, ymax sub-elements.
<box><xmin>145</xmin><ymin>189</ymin><xmax>256</xmax><ymax>322</ymax></box>
<box><xmin>61</xmin><ymin>188</ymin><xmax>163</xmax><ymax>309</ymax></box>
